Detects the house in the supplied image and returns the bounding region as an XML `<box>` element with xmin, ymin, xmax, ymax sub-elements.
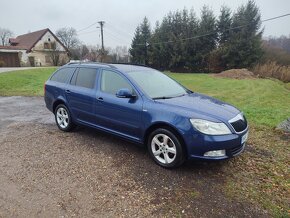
<box><xmin>0</xmin><ymin>28</ymin><xmax>69</xmax><ymax>67</ymax></box>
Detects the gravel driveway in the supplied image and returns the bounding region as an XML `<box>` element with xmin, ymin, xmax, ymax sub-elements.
<box><xmin>0</xmin><ymin>97</ymin><xmax>269</xmax><ymax>217</ymax></box>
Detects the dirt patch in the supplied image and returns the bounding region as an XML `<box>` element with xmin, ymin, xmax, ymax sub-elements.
<box><xmin>212</xmin><ymin>69</ymin><xmax>256</xmax><ymax>79</ymax></box>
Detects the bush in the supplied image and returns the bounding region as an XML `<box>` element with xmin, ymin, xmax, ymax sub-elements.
<box><xmin>261</xmin><ymin>42</ymin><xmax>290</xmax><ymax>66</ymax></box>
<box><xmin>0</xmin><ymin>60</ymin><xmax>5</xmax><ymax>67</ymax></box>
<box><xmin>252</xmin><ymin>61</ymin><xmax>290</xmax><ymax>82</ymax></box>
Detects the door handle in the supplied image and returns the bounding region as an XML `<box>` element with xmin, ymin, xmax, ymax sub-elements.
<box><xmin>65</xmin><ymin>89</ymin><xmax>71</xmax><ymax>94</ymax></box>
<box><xmin>97</xmin><ymin>97</ymin><xmax>104</xmax><ymax>102</ymax></box>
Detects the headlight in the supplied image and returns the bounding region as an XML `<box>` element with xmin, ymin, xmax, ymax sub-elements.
<box><xmin>190</xmin><ymin>119</ymin><xmax>231</xmax><ymax>135</ymax></box>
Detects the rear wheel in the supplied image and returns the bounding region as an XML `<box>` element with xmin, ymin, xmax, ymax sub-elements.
<box><xmin>148</xmin><ymin>128</ymin><xmax>185</xmax><ymax>168</ymax></box>
<box><xmin>55</xmin><ymin>104</ymin><xmax>75</xmax><ymax>132</ymax></box>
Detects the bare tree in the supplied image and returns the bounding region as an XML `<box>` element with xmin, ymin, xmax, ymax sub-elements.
<box><xmin>108</xmin><ymin>46</ymin><xmax>129</xmax><ymax>63</ymax></box>
<box><xmin>55</xmin><ymin>27</ymin><xmax>79</xmax><ymax>53</ymax></box>
<box><xmin>0</xmin><ymin>28</ymin><xmax>13</xmax><ymax>46</ymax></box>
<box><xmin>70</xmin><ymin>44</ymin><xmax>90</xmax><ymax>60</ymax></box>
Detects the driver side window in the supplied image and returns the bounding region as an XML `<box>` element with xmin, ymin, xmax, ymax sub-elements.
<box><xmin>101</xmin><ymin>70</ymin><xmax>133</xmax><ymax>95</ymax></box>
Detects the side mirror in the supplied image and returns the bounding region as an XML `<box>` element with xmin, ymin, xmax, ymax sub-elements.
<box><xmin>116</xmin><ymin>88</ymin><xmax>136</xmax><ymax>98</ymax></box>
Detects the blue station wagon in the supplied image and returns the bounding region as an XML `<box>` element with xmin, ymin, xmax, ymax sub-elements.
<box><xmin>44</xmin><ymin>63</ymin><xmax>249</xmax><ymax>168</ymax></box>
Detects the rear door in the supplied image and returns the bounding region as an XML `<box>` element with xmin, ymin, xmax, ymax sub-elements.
<box><xmin>95</xmin><ymin>69</ymin><xmax>143</xmax><ymax>140</ymax></box>
<box><xmin>65</xmin><ymin>67</ymin><xmax>99</xmax><ymax>125</ymax></box>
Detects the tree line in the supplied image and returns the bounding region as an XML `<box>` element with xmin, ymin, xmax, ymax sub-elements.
<box><xmin>130</xmin><ymin>0</ymin><xmax>263</xmax><ymax>73</ymax></box>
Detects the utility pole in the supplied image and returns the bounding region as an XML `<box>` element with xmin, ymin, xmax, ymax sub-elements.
<box><xmin>98</xmin><ymin>21</ymin><xmax>105</xmax><ymax>62</ymax></box>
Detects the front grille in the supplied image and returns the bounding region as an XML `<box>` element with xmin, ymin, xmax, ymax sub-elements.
<box><xmin>229</xmin><ymin>144</ymin><xmax>245</xmax><ymax>156</ymax></box>
<box><xmin>230</xmin><ymin>115</ymin><xmax>247</xmax><ymax>132</ymax></box>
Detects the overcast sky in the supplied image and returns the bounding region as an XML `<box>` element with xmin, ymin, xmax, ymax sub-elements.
<box><xmin>1</xmin><ymin>0</ymin><xmax>289</xmax><ymax>49</ymax></box>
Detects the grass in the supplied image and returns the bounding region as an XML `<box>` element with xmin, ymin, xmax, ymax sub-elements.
<box><xmin>225</xmin><ymin>125</ymin><xmax>289</xmax><ymax>217</ymax></box>
<box><xmin>0</xmin><ymin>68</ymin><xmax>289</xmax><ymax>216</ymax></box>
<box><xmin>0</xmin><ymin>67</ymin><xmax>57</xmax><ymax>96</ymax></box>
<box><xmin>168</xmin><ymin>73</ymin><xmax>290</xmax><ymax>128</ymax></box>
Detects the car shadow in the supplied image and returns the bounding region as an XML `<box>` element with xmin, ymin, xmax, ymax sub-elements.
<box><xmin>71</xmin><ymin>125</ymin><xmax>228</xmax><ymax>175</ymax></box>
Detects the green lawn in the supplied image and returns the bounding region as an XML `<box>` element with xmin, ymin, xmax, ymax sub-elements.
<box><xmin>168</xmin><ymin>73</ymin><xmax>290</xmax><ymax>128</ymax></box>
<box><xmin>0</xmin><ymin>68</ymin><xmax>289</xmax><ymax>216</ymax></box>
<box><xmin>0</xmin><ymin>67</ymin><xmax>57</xmax><ymax>96</ymax></box>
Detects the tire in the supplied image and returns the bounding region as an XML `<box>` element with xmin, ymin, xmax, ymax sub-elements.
<box><xmin>147</xmin><ymin>128</ymin><xmax>185</xmax><ymax>168</ymax></box>
<box><xmin>54</xmin><ymin>104</ymin><xmax>75</xmax><ymax>132</ymax></box>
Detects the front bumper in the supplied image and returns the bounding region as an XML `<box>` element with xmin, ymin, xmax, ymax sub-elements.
<box><xmin>185</xmin><ymin>129</ymin><xmax>248</xmax><ymax>160</ymax></box>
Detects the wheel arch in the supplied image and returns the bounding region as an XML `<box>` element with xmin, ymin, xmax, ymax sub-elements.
<box><xmin>52</xmin><ymin>98</ymin><xmax>67</xmax><ymax>113</ymax></box>
<box><xmin>144</xmin><ymin>122</ymin><xmax>188</xmax><ymax>158</ymax></box>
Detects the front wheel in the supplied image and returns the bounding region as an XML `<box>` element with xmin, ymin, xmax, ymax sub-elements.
<box><xmin>148</xmin><ymin>128</ymin><xmax>185</xmax><ymax>168</ymax></box>
<box><xmin>54</xmin><ymin>104</ymin><xmax>75</xmax><ymax>132</ymax></box>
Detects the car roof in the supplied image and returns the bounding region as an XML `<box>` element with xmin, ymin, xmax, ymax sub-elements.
<box><xmin>109</xmin><ymin>64</ymin><xmax>153</xmax><ymax>73</ymax></box>
<box><xmin>65</xmin><ymin>62</ymin><xmax>152</xmax><ymax>73</ymax></box>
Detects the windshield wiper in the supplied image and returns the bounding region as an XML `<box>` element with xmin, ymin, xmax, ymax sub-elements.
<box><xmin>153</xmin><ymin>93</ymin><xmax>188</xmax><ymax>100</ymax></box>
<box><xmin>175</xmin><ymin>93</ymin><xmax>187</xmax><ymax>98</ymax></box>
<box><xmin>152</xmin><ymin>96</ymin><xmax>174</xmax><ymax>100</ymax></box>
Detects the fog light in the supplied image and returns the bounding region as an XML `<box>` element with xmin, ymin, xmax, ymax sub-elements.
<box><xmin>204</xmin><ymin>150</ymin><xmax>226</xmax><ymax>157</ymax></box>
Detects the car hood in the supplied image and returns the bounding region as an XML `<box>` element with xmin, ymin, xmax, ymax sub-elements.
<box><xmin>154</xmin><ymin>93</ymin><xmax>240</xmax><ymax>122</ymax></box>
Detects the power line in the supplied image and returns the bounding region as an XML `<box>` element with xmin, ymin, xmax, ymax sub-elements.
<box><xmin>77</xmin><ymin>21</ymin><xmax>99</xmax><ymax>32</ymax></box>
<box><xmin>106</xmin><ymin>23</ymin><xmax>134</xmax><ymax>38</ymax></box>
<box><xmin>134</xmin><ymin>13</ymin><xmax>290</xmax><ymax>46</ymax></box>
<box><xmin>105</xmin><ymin>29</ymin><xmax>131</xmax><ymax>45</ymax></box>
<box><xmin>262</xmin><ymin>13</ymin><xmax>290</xmax><ymax>22</ymax></box>
<box><xmin>105</xmin><ymin>31</ymin><xmax>125</xmax><ymax>44</ymax></box>
<box><xmin>78</xmin><ymin>30</ymin><xmax>99</xmax><ymax>36</ymax></box>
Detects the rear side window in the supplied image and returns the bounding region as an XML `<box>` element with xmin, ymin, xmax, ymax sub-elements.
<box><xmin>73</xmin><ymin>68</ymin><xmax>97</xmax><ymax>89</ymax></box>
<box><xmin>50</xmin><ymin>68</ymin><xmax>75</xmax><ymax>83</ymax></box>
<box><xmin>101</xmin><ymin>70</ymin><xmax>133</xmax><ymax>95</ymax></box>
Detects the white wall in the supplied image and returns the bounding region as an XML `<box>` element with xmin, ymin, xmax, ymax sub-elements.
<box><xmin>33</xmin><ymin>31</ymin><xmax>66</xmax><ymax>52</ymax></box>
<box><xmin>30</xmin><ymin>31</ymin><xmax>69</xmax><ymax>66</ymax></box>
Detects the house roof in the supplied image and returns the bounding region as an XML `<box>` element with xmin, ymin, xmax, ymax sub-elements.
<box><xmin>8</xmin><ymin>29</ymin><xmax>48</xmax><ymax>52</ymax></box>
<box><xmin>3</xmin><ymin>28</ymin><xmax>68</xmax><ymax>53</ymax></box>
<box><xmin>0</xmin><ymin>45</ymin><xmax>27</xmax><ymax>50</ymax></box>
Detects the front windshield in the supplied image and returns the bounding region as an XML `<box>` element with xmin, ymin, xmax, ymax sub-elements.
<box><xmin>127</xmin><ymin>70</ymin><xmax>189</xmax><ymax>99</ymax></box>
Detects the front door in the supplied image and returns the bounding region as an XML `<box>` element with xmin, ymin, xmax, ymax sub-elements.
<box><xmin>95</xmin><ymin>69</ymin><xmax>143</xmax><ymax>140</ymax></box>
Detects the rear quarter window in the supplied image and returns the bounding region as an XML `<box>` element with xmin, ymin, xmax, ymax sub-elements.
<box><xmin>50</xmin><ymin>68</ymin><xmax>75</xmax><ymax>83</ymax></box>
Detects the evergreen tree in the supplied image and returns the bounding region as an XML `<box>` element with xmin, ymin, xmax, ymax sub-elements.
<box><xmin>129</xmin><ymin>26</ymin><xmax>143</xmax><ymax>63</ymax></box>
<box><xmin>184</xmin><ymin>8</ymin><xmax>200</xmax><ymax>71</ymax></box>
<box><xmin>150</xmin><ymin>13</ymin><xmax>174</xmax><ymax>69</ymax></box>
<box><xmin>208</xmin><ymin>6</ymin><xmax>232</xmax><ymax>72</ymax></box>
<box><xmin>225</xmin><ymin>0</ymin><xmax>263</xmax><ymax>68</ymax></box>
<box><xmin>129</xmin><ymin>17</ymin><xmax>151</xmax><ymax>64</ymax></box>
<box><xmin>198</xmin><ymin>6</ymin><xmax>217</xmax><ymax>72</ymax></box>
<box><xmin>130</xmin><ymin>1</ymin><xmax>263</xmax><ymax>72</ymax></box>
<box><xmin>218</xmin><ymin>6</ymin><xmax>232</xmax><ymax>44</ymax></box>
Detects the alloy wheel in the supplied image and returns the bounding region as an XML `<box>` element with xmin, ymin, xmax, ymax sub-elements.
<box><xmin>151</xmin><ymin>133</ymin><xmax>177</xmax><ymax>164</ymax></box>
<box><xmin>56</xmin><ymin>107</ymin><xmax>69</xmax><ymax>129</ymax></box>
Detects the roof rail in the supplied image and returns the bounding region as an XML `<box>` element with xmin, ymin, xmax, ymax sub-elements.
<box><xmin>65</xmin><ymin>61</ymin><xmax>148</xmax><ymax>69</ymax></box>
<box><xmin>109</xmin><ymin>62</ymin><xmax>148</xmax><ymax>67</ymax></box>
<box><xmin>66</xmin><ymin>61</ymin><xmax>114</xmax><ymax>67</ymax></box>
<box><xmin>66</xmin><ymin>61</ymin><xmax>98</xmax><ymax>65</ymax></box>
